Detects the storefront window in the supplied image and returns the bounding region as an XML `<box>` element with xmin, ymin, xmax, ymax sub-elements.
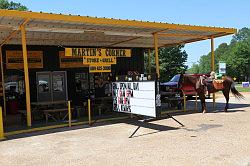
<box><xmin>5</xmin><ymin>75</ymin><xmax>24</xmax><ymax>94</ymax></box>
<box><xmin>75</xmin><ymin>73</ymin><xmax>88</xmax><ymax>92</ymax></box>
<box><xmin>94</xmin><ymin>73</ymin><xmax>112</xmax><ymax>97</ymax></box>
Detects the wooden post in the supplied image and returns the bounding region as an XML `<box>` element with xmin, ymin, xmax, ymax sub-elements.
<box><xmin>0</xmin><ymin>47</ymin><xmax>6</xmax><ymax>117</ymax></box>
<box><xmin>211</xmin><ymin>37</ymin><xmax>216</xmax><ymax>110</ymax></box>
<box><xmin>153</xmin><ymin>33</ymin><xmax>160</xmax><ymax>78</ymax></box>
<box><xmin>0</xmin><ymin>107</ymin><xmax>4</xmax><ymax>140</ymax></box>
<box><xmin>20</xmin><ymin>25</ymin><xmax>32</xmax><ymax>127</ymax></box>
<box><xmin>68</xmin><ymin>101</ymin><xmax>71</xmax><ymax>127</ymax></box>
<box><xmin>88</xmin><ymin>99</ymin><xmax>91</xmax><ymax>126</ymax></box>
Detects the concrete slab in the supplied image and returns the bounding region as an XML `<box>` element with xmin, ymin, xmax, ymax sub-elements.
<box><xmin>0</xmin><ymin>93</ymin><xmax>250</xmax><ymax>166</ymax></box>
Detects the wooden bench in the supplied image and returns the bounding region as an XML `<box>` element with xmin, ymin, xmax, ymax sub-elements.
<box><xmin>43</xmin><ymin>108</ymin><xmax>73</xmax><ymax>124</ymax></box>
<box><xmin>31</xmin><ymin>101</ymin><xmax>73</xmax><ymax>124</ymax></box>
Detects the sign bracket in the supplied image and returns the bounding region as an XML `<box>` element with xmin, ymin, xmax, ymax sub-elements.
<box><xmin>129</xmin><ymin>113</ymin><xmax>184</xmax><ymax>138</ymax></box>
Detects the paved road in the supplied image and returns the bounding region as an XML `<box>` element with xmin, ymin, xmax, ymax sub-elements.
<box><xmin>0</xmin><ymin>93</ymin><xmax>250</xmax><ymax>166</ymax></box>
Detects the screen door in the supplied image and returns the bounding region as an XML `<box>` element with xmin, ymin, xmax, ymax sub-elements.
<box><xmin>36</xmin><ymin>71</ymin><xmax>67</xmax><ymax>102</ymax></box>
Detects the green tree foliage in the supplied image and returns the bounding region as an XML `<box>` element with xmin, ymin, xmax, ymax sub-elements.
<box><xmin>188</xmin><ymin>27</ymin><xmax>250</xmax><ymax>81</ymax></box>
<box><xmin>0</xmin><ymin>0</ymin><xmax>28</xmax><ymax>10</ymax></box>
<box><xmin>187</xmin><ymin>63</ymin><xmax>200</xmax><ymax>74</ymax></box>
<box><xmin>146</xmin><ymin>45</ymin><xmax>188</xmax><ymax>82</ymax></box>
<box><xmin>231</xmin><ymin>27</ymin><xmax>250</xmax><ymax>44</ymax></box>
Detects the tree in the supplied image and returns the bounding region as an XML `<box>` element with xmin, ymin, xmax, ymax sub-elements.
<box><xmin>0</xmin><ymin>0</ymin><xmax>28</xmax><ymax>10</ymax></box>
<box><xmin>146</xmin><ymin>45</ymin><xmax>188</xmax><ymax>82</ymax></box>
<box><xmin>187</xmin><ymin>63</ymin><xmax>200</xmax><ymax>74</ymax></box>
<box><xmin>188</xmin><ymin>27</ymin><xmax>250</xmax><ymax>81</ymax></box>
<box><xmin>231</xmin><ymin>27</ymin><xmax>250</xmax><ymax>44</ymax></box>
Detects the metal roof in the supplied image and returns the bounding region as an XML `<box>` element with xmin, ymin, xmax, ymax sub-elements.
<box><xmin>0</xmin><ymin>10</ymin><xmax>237</xmax><ymax>48</ymax></box>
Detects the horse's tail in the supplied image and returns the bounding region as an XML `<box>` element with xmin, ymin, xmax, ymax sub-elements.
<box><xmin>230</xmin><ymin>82</ymin><xmax>244</xmax><ymax>99</ymax></box>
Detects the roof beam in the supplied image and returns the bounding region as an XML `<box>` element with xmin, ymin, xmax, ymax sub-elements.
<box><xmin>107</xmin><ymin>36</ymin><xmax>142</xmax><ymax>47</ymax></box>
<box><xmin>0</xmin><ymin>18</ymin><xmax>29</xmax><ymax>47</ymax></box>
<box><xmin>107</xmin><ymin>29</ymin><xmax>168</xmax><ymax>47</ymax></box>
<box><xmin>160</xmin><ymin>37</ymin><xmax>210</xmax><ymax>48</ymax></box>
<box><xmin>158</xmin><ymin>33</ymin><xmax>209</xmax><ymax>38</ymax></box>
<box><xmin>159</xmin><ymin>32</ymin><xmax>230</xmax><ymax>48</ymax></box>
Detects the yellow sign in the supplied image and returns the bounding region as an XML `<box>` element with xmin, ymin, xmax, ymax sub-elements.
<box><xmin>59</xmin><ymin>51</ymin><xmax>88</xmax><ymax>68</ymax></box>
<box><xmin>6</xmin><ymin>51</ymin><xmax>43</xmax><ymax>69</ymax></box>
<box><xmin>89</xmin><ymin>65</ymin><xmax>111</xmax><ymax>73</ymax></box>
<box><xmin>65</xmin><ymin>48</ymin><xmax>131</xmax><ymax>57</ymax></box>
<box><xmin>83</xmin><ymin>56</ymin><xmax>116</xmax><ymax>65</ymax></box>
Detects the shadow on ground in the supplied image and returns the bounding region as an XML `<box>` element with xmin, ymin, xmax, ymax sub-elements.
<box><xmin>184</xmin><ymin>123</ymin><xmax>223</xmax><ymax>133</ymax></box>
<box><xmin>185</xmin><ymin>100</ymin><xmax>250</xmax><ymax>113</ymax></box>
<box><xmin>4</xmin><ymin>115</ymin><xmax>183</xmax><ymax>141</ymax></box>
<box><xmin>3</xmin><ymin>99</ymin><xmax>249</xmax><ymax>141</ymax></box>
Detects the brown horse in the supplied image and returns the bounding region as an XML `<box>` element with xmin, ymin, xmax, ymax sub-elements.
<box><xmin>179</xmin><ymin>74</ymin><xmax>244</xmax><ymax>113</ymax></box>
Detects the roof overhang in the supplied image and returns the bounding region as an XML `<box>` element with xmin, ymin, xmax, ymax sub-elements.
<box><xmin>0</xmin><ymin>10</ymin><xmax>237</xmax><ymax>48</ymax></box>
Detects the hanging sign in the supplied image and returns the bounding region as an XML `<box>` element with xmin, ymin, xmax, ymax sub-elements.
<box><xmin>6</xmin><ymin>51</ymin><xmax>43</xmax><ymax>69</ymax></box>
<box><xmin>65</xmin><ymin>48</ymin><xmax>131</xmax><ymax>57</ymax></box>
<box><xmin>83</xmin><ymin>56</ymin><xmax>116</xmax><ymax>65</ymax></box>
<box><xmin>219</xmin><ymin>62</ymin><xmax>226</xmax><ymax>74</ymax></box>
<box><xmin>59</xmin><ymin>51</ymin><xmax>88</xmax><ymax>68</ymax></box>
<box><xmin>89</xmin><ymin>65</ymin><xmax>111</xmax><ymax>73</ymax></box>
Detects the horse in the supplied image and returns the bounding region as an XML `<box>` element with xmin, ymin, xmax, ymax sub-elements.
<box><xmin>179</xmin><ymin>74</ymin><xmax>244</xmax><ymax>113</ymax></box>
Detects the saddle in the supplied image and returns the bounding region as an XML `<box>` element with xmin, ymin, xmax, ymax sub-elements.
<box><xmin>212</xmin><ymin>79</ymin><xmax>224</xmax><ymax>90</ymax></box>
<box><xmin>199</xmin><ymin>76</ymin><xmax>224</xmax><ymax>90</ymax></box>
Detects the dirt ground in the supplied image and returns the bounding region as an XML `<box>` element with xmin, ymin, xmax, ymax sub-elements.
<box><xmin>0</xmin><ymin>93</ymin><xmax>250</xmax><ymax>166</ymax></box>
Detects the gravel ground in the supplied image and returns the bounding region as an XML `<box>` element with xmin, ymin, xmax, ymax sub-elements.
<box><xmin>0</xmin><ymin>93</ymin><xmax>250</xmax><ymax>166</ymax></box>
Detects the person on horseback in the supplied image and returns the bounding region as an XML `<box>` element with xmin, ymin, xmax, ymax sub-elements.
<box><xmin>206</xmin><ymin>71</ymin><xmax>217</xmax><ymax>98</ymax></box>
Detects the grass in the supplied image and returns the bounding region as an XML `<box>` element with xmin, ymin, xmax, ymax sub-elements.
<box><xmin>235</xmin><ymin>84</ymin><xmax>250</xmax><ymax>92</ymax></box>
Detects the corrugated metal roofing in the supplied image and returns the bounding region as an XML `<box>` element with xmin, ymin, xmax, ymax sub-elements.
<box><xmin>0</xmin><ymin>10</ymin><xmax>237</xmax><ymax>48</ymax></box>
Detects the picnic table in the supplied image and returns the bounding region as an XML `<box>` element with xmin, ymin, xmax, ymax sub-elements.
<box><xmin>32</xmin><ymin>101</ymin><xmax>73</xmax><ymax>124</ymax></box>
<box><xmin>19</xmin><ymin>100</ymin><xmax>73</xmax><ymax>124</ymax></box>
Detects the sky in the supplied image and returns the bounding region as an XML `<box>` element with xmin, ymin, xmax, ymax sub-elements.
<box><xmin>13</xmin><ymin>0</ymin><xmax>250</xmax><ymax>67</ymax></box>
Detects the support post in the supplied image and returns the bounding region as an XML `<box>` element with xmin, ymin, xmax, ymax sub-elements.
<box><xmin>148</xmin><ymin>49</ymin><xmax>151</xmax><ymax>74</ymax></box>
<box><xmin>195</xmin><ymin>93</ymin><xmax>198</xmax><ymax>111</ymax></box>
<box><xmin>183</xmin><ymin>92</ymin><xmax>186</xmax><ymax>111</ymax></box>
<box><xmin>0</xmin><ymin>107</ymin><xmax>4</xmax><ymax>140</ymax></box>
<box><xmin>68</xmin><ymin>101</ymin><xmax>71</xmax><ymax>127</ymax></box>
<box><xmin>153</xmin><ymin>33</ymin><xmax>160</xmax><ymax>78</ymax></box>
<box><xmin>211</xmin><ymin>37</ymin><xmax>215</xmax><ymax>110</ymax></box>
<box><xmin>20</xmin><ymin>25</ymin><xmax>32</xmax><ymax>127</ymax></box>
<box><xmin>88</xmin><ymin>99</ymin><xmax>91</xmax><ymax>126</ymax></box>
<box><xmin>0</xmin><ymin>47</ymin><xmax>6</xmax><ymax>117</ymax></box>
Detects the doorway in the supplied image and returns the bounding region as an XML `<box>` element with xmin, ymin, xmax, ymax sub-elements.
<box><xmin>36</xmin><ymin>71</ymin><xmax>68</xmax><ymax>102</ymax></box>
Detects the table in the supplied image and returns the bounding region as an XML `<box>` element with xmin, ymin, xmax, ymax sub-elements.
<box><xmin>43</xmin><ymin>108</ymin><xmax>74</xmax><ymax>124</ymax></box>
<box><xmin>31</xmin><ymin>101</ymin><xmax>72</xmax><ymax>124</ymax></box>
